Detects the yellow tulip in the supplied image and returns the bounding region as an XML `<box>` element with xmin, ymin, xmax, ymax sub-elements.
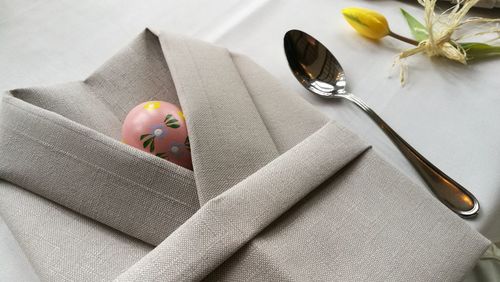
<box><xmin>342</xmin><ymin>7</ymin><xmax>390</xmax><ymax>40</ymax></box>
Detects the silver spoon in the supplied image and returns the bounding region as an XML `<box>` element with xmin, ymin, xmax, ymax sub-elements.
<box><xmin>284</xmin><ymin>29</ymin><xmax>479</xmax><ymax>218</ymax></box>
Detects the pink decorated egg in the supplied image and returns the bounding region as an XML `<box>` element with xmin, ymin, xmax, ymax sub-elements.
<box><xmin>122</xmin><ymin>101</ymin><xmax>192</xmax><ymax>170</ymax></box>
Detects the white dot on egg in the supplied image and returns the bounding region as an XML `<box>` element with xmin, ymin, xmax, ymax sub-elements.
<box><xmin>171</xmin><ymin>146</ymin><xmax>179</xmax><ymax>153</ymax></box>
<box><xmin>154</xmin><ymin>129</ymin><xmax>163</xmax><ymax>136</ymax></box>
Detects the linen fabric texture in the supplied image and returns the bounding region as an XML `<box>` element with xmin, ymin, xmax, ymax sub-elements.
<box><xmin>0</xmin><ymin>29</ymin><xmax>490</xmax><ymax>281</ymax></box>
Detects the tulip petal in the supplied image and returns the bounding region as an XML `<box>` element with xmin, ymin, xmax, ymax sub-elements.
<box><xmin>342</xmin><ymin>7</ymin><xmax>390</xmax><ymax>40</ymax></box>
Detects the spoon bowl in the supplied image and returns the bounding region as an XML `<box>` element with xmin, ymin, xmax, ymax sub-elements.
<box><xmin>283</xmin><ymin>29</ymin><xmax>479</xmax><ymax>218</ymax></box>
<box><xmin>284</xmin><ymin>29</ymin><xmax>347</xmax><ymax>97</ymax></box>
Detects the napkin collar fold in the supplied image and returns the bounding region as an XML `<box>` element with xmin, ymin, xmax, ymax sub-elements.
<box><xmin>0</xmin><ymin>29</ymin><xmax>368</xmax><ymax>245</ymax></box>
<box><xmin>159</xmin><ymin>32</ymin><xmax>281</xmax><ymax>204</ymax></box>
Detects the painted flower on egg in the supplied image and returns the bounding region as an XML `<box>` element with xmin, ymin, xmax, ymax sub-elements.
<box><xmin>139</xmin><ymin>124</ymin><xmax>168</xmax><ymax>152</ymax></box>
<box><xmin>122</xmin><ymin>101</ymin><xmax>192</xmax><ymax>170</ymax></box>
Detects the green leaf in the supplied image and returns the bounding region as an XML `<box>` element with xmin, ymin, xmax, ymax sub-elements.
<box><xmin>166</xmin><ymin>117</ymin><xmax>180</xmax><ymax>128</ymax></box>
<box><xmin>164</xmin><ymin>114</ymin><xmax>173</xmax><ymax>123</ymax></box>
<box><xmin>143</xmin><ymin>137</ymin><xmax>153</xmax><ymax>148</ymax></box>
<box><xmin>150</xmin><ymin>139</ymin><xmax>155</xmax><ymax>152</ymax></box>
<box><xmin>401</xmin><ymin>8</ymin><xmax>428</xmax><ymax>42</ymax></box>
<box><xmin>156</xmin><ymin>152</ymin><xmax>167</xmax><ymax>158</ymax></box>
<box><xmin>140</xmin><ymin>134</ymin><xmax>150</xmax><ymax>140</ymax></box>
<box><xmin>460</xmin><ymin>42</ymin><xmax>500</xmax><ymax>60</ymax></box>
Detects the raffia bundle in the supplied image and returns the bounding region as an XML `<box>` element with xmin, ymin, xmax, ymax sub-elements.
<box><xmin>398</xmin><ymin>0</ymin><xmax>500</xmax><ymax>83</ymax></box>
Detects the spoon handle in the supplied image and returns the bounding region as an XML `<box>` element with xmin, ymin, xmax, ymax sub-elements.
<box><xmin>342</xmin><ymin>93</ymin><xmax>479</xmax><ymax>218</ymax></box>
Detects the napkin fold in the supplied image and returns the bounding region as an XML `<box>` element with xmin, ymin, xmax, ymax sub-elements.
<box><xmin>0</xmin><ymin>29</ymin><xmax>491</xmax><ymax>281</ymax></box>
<box><xmin>0</xmin><ymin>30</ymin><xmax>199</xmax><ymax>245</ymax></box>
<box><xmin>0</xmin><ymin>216</ymin><xmax>39</xmax><ymax>281</ymax></box>
<box><xmin>117</xmin><ymin>121</ymin><xmax>368</xmax><ymax>281</ymax></box>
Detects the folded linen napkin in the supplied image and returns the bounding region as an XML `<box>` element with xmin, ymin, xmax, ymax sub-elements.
<box><xmin>0</xmin><ymin>29</ymin><xmax>490</xmax><ymax>281</ymax></box>
<box><xmin>0</xmin><ymin>216</ymin><xmax>39</xmax><ymax>281</ymax></box>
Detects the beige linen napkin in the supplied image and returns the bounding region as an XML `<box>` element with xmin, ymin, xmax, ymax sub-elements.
<box><xmin>0</xmin><ymin>29</ymin><xmax>490</xmax><ymax>281</ymax></box>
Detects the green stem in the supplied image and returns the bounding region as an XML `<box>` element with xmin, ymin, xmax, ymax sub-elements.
<box><xmin>389</xmin><ymin>31</ymin><xmax>419</xmax><ymax>46</ymax></box>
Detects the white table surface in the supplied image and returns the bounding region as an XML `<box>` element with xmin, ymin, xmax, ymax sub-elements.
<box><xmin>1</xmin><ymin>0</ymin><xmax>499</xmax><ymax>241</ymax></box>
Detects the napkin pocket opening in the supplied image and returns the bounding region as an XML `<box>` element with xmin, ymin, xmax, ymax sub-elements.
<box><xmin>0</xmin><ymin>94</ymin><xmax>199</xmax><ymax>245</ymax></box>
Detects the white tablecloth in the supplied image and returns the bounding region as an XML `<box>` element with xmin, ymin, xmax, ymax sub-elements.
<box><xmin>1</xmin><ymin>0</ymin><xmax>499</xmax><ymax>241</ymax></box>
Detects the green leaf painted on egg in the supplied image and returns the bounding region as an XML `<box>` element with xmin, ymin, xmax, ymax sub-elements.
<box><xmin>143</xmin><ymin>137</ymin><xmax>153</xmax><ymax>148</ymax></box>
<box><xmin>150</xmin><ymin>139</ymin><xmax>155</xmax><ymax>152</ymax></box>
<box><xmin>156</xmin><ymin>152</ymin><xmax>168</xmax><ymax>158</ymax></box>
<box><xmin>184</xmin><ymin>136</ymin><xmax>190</xmax><ymax>151</ymax></box>
<box><xmin>164</xmin><ymin>114</ymin><xmax>180</xmax><ymax>128</ymax></box>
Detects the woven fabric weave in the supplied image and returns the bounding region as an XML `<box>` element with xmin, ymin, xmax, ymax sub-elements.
<box><xmin>0</xmin><ymin>29</ymin><xmax>490</xmax><ymax>281</ymax></box>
